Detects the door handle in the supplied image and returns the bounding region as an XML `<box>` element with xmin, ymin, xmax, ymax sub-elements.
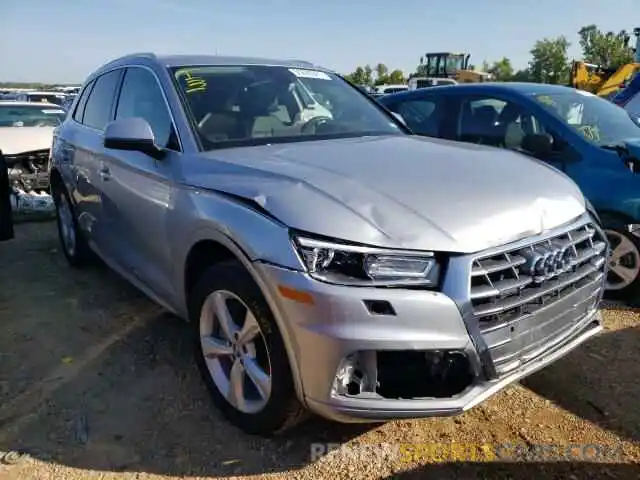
<box><xmin>99</xmin><ymin>166</ymin><xmax>111</xmax><ymax>181</ymax></box>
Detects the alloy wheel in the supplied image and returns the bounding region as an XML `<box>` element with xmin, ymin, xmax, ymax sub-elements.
<box><xmin>605</xmin><ymin>229</ymin><xmax>640</xmax><ymax>290</ymax></box>
<box><xmin>199</xmin><ymin>290</ymin><xmax>272</xmax><ymax>414</ymax></box>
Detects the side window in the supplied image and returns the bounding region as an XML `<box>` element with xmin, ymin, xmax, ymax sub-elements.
<box><xmin>391</xmin><ymin>98</ymin><xmax>441</xmax><ymax>136</ymax></box>
<box><xmin>72</xmin><ymin>80</ymin><xmax>95</xmax><ymax>123</ymax></box>
<box><xmin>82</xmin><ymin>70</ymin><xmax>122</xmax><ymax>130</ymax></box>
<box><xmin>115</xmin><ymin>67</ymin><xmax>178</xmax><ymax>150</ymax></box>
<box><xmin>457</xmin><ymin>97</ymin><xmax>507</xmax><ymax>146</ymax></box>
<box><xmin>457</xmin><ymin>95</ymin><xmax>567</xmax><ymax>156</ymax></box>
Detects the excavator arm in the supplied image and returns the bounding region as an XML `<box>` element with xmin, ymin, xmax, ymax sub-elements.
<box><xmin>570</xmin><ymin>27</ymin><xmax>640</xmax><ymax>98</ymax></box>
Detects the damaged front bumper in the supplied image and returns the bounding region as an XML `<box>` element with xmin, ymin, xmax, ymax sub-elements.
<box><xmin>4</xmin><ymin>149</ymin><xmax>55</xmax><ymax>218</ymax></box>
<box><xmin>253</xmin><ymin>259</ymin><xmax>603</xmax><ymax>423</ymax></box>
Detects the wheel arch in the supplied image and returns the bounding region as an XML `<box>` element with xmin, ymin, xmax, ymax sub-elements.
<box><xmin>181</xmin><ymin>229</ymin><xmax>306</xmax><ymax>404</ymax></box>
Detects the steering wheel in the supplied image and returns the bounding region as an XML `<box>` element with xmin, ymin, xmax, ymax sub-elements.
<box><xmin>300</xmin><ymin>116</ymin><xmax>332</xmax><ymax>134</ymax></box>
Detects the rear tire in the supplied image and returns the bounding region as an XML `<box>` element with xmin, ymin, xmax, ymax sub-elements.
<box><xmin>52</xmin><ymin>183</ymin><xmax>94</xmax><ymax>267</ymax></box>
<box><xmin>189</xmin><ymin>260</ymin><xmax>307</xmax><ymax>436</ymax></box>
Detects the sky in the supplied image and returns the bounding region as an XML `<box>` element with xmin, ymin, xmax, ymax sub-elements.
<box><xmin>0</xmin><ymin>0</ymin><xmax>637</xmax><ymax>84</ymax></box>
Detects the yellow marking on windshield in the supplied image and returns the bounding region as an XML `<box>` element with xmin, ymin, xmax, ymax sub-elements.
<box><xmin>176</xmin><ymin>69</ymin><xmax>207</xmax><ymax>94</ymax></box>
<box><xmin>578</xmin><ymin>125</ymin><xmax>600</xmax><ymax>141</ymax></box>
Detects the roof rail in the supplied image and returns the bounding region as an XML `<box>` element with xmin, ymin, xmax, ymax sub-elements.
<box><xmin>289</xmin><ymin>59</ymin><xmax>314</xmax><ymax>67</ymax></box>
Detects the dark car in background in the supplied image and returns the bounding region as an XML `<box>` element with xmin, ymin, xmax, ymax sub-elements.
<box><xmin>379</xmin><ymin>83</ymin><xmax>640</xmax><ymax>302</ymax></box>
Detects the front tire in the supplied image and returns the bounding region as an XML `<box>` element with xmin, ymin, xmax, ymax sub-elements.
<box><xmin>604</xmin><ymin>228</ymin><xmax>640</xmax><ymax>302</ymax></box>
<box><xmin>189</xmin><ymin>260</ymin><xmax>306</xmax><ymax>435</ymax></box>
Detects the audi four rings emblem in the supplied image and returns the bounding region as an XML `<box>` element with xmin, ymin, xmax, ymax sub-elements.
<box><xmin>520</xmin><ymin>245</ymin><xmax>575</xmax><ymax>282</ymax></box>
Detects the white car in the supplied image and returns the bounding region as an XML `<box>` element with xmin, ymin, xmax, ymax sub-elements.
<box><xmin>0</xmin><ymin>101</ymin><xmax>65</xmax><ymax>215</ymax></box>
<box><xmin>14</xmin><ymin>91</ymin><xmax>68</xmax><ymax>106</ymax></box>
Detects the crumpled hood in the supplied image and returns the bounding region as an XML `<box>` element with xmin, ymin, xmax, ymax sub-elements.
<box><xmin>189</xmin><ymin>135</ymin><xmax>586</xmax><ymax>253</ymax></box>
<box><xmin>0</xmin><ymin>126</ymin><xmax>54</xmax><ymax>155</ymax></box>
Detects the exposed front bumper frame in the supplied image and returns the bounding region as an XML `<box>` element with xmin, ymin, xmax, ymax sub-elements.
<box><xmin>306</xmin><ymin>310</ymin><xmax>601</xmax><ymax>422</ymax></box>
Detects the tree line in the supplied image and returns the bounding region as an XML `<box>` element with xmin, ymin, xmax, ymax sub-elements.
<box><xmin>344</xmin><ymin>24</ymin><xmax>637</xmax><ymax>86</ymax></box>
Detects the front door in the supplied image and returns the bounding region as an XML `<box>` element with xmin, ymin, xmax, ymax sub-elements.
<box><xmin>99</xmin><ymin>66</ymin><xmax>182</xmax><ymax>303</ymax></box>
<box><xmin>450</xmin><ymin>94</ymin><xmax>577</xmax><ymax>170</ymax></box>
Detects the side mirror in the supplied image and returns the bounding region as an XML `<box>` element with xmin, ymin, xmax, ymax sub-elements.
<box><xmin>521</xmin><ymin>133</ymin><xmax>554</xmax><ymax>158</ymax></box>
<box><xmin>103</xmin><ymin>117</ymin><xmax>164</xmax><ymax>160</ymax></box>
<box><xmin>391</xmin><ymin>111</ymin><xmax>407</xmax><ymax>127</ymax></box>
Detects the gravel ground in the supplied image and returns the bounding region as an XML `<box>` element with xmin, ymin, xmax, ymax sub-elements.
<box><xmin>0</xmin><ymin>222</ymin><xmax>638</xmax><ymax>480</ymax></box>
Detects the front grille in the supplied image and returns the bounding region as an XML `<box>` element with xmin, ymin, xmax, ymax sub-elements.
<box><xmin>469</xmin><ymin>219</ymin><xmax>607</xmax><ymax>377</ymax></box>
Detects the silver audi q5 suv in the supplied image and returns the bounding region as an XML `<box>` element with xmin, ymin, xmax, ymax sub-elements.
<box><xmin>49</xmin><ymin>53</ymin><xmax>608</xmax><ymax>435</ymax></box>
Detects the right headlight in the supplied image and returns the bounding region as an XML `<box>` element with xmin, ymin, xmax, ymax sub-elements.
<box><xmin>292</xmin><ymin>234</ymin><xmax>441</xmax><ymax>287</ymax></box>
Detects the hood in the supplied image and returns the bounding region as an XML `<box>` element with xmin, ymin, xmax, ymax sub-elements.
<box><xmin>0</xmin><ymin>126</ymin><xmax>54</xmax><ymax>155</ymax></box>
<box><xmin>188</xmin><ymin>135</ymin><xmax>586</xmax><ymax>253</ymax></box>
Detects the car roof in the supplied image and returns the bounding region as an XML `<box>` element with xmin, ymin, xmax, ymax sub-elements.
<box><xmin>97</xmin><ymin>52</ymin><xmax>331</xmax><ymax>73</ymax></box>
<box><xmin>380</xmin><ymin>82</ymin><xmax>577</xmax><ymax>101</ymax></box>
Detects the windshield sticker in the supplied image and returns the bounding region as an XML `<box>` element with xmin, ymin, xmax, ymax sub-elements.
<box><xmin>289</xmin><ymin>68</ymin><xmax>331</xmax><ymax>80</ymax></box>
<box><xmin>176</xmin><ymin>70</ymin><xmax>208</xmax><ymax>94</ymax></box>
<box><xmin>41</xmin><ymin>109</ymin><xmax>65</xmax><ymax>114</ymax></box>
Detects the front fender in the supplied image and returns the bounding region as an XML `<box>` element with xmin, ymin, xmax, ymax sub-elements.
<box><xmin>570</xmin><ymin>161</ymin><xmax>640</xmax><ymax>224</ymax></box>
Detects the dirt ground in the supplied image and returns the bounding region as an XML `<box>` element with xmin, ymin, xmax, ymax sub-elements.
<box><xmin>0</xmin><ymin>221</ymin><xmax>639</xmax><ymax>480</ymax></box>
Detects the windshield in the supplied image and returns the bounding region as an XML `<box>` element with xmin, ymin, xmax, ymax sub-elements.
<box><xmin>0</xmin><ymin>104</ymin><xmax>66</xmax><ymax>127</ymax></box>
<box><xmin>171</xmin><ymin>65</ymin><xmax>402</xmax><ymax>149</ymax></box>
<box><xmin>532</xmin><ymin>90</ymin><xmax>640</xmax><ymax>146</ymax></box>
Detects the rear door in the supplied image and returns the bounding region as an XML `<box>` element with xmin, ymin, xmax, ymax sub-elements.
<box><xmin>64</xmin><ymin>69</ymin><xmax>123</xmax><ymax>254</ymax></box>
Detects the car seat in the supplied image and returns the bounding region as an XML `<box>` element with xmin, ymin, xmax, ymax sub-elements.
<box><xmin>195</xmin><ymin>89</ymin><xmax>244</xmax><ymax>141</ymax></box>
<box><xmin>460</xmin><ymin>103</ymin><xmax>498</xmax><ymax>145</ymax></box>
<box><xmin>496</xmin><ymin>103</ymin><xmax>525</xmax><ymax>149</ymax></box>
<box><xmin>237</xmin><ymin>82</ymin><xmax>288</xmax><ymax>138</ymax></box>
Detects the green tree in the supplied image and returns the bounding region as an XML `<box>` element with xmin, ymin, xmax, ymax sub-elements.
<box><xmin>388</xmin><ymin>69</ymin><xmax>405</xmax><ymax>84</ymax></box>
<box><xmin>344</xmin><ymin>66</ymin><xmax>366</xmax><ymax>85</ymax></box>
<box><xmin>363</xmin><ymin>64</ymin><xmax>374</xmax><ymax>86</ymax></box>
<box><xmin>487</xmin><ymin>57</ymin><xmax>514</xmax><ymax>81</ymax></box>
<box><xmin>511</xmin><ymin>69</ymin><xmax>533</xmax><ymax>82</ymax></box>
<box><xmin>374</xmin><ymin>63</ymin><xmax>389</xmax><ymax>84</ymax></box>
<box><xmin>578</xmin><ymin>24</ymin><xmax>634</xmax><ymax>67</ymax></box>
<box><xmin>528</xmin><ymin>36</ymin><xmax>571</xmax><ymax>84</ymax></box>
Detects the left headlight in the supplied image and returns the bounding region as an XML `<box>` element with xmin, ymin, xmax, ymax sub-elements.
<box><xmin>292</xmin><ymin>235</ymin><xmax>440</xmax><ymax>287</ymax></box>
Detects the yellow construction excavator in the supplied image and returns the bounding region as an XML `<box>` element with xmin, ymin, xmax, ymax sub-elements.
<box><xmin>417</xmin><ymin>52</ymin><xmax>493</xmax><ymax>83</ymax></box>
<box><xmin>570</xmin><ymin>27</ymin><xmax>640</xmax><ymax>98</ymax></box>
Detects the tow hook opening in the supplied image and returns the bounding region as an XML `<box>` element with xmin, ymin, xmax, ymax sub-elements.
<box><xmin>332</xmin><ymin>350</ymin><xmax>474</xmax><ymax>400</ymax></box>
